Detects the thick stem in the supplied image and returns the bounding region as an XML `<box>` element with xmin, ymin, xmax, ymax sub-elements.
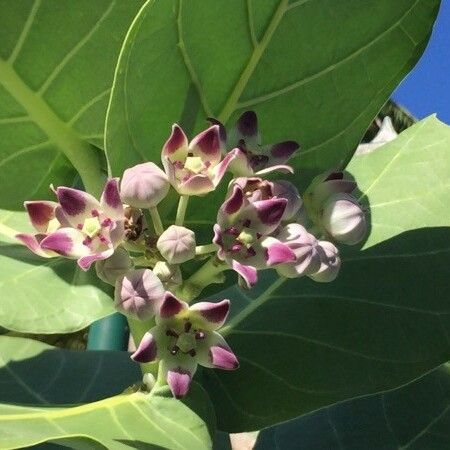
<box><xmin>175</xmin><ymin>195</ymin><xmax>189</xmax><ymax>226</ymax></box>
<box><xmin>127</xmin><ymin>317</ymin><xmax>158</xmax><ymax>377</ymax></box>
<box><xmin>195</xmin><ymin>243</ymin><xmax>218</xmax><ymax>255</ymax></box>
<box><xmin>178</xmin><ymin>257</ymin><xmax>228</xmax><ymax>302</ymax></box>
<box><xmin>149</xmin><ymin>206</ymin><xmax>164</xmax><ymax>235</ymax></box>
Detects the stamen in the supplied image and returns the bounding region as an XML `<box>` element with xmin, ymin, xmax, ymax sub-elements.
<box><xmin>101</xmin><ymin>218</ymin><xmax>112</xmax><ymax>227</ymax></box>
<box><xmin>246</xmin><ymin>247</ymin><xmax>256</xmax><ymax>258</ymax></box>
<box><xmin>188</xmin><ymin>349</ymin><xmax>196</xmax><ymax>357</ymax></box>
<box><xmin>225</xmin><ymin>226</ymin><xmax>239</xmax><ymax>236</ymax></box>
<box><xmin>77</xmin><ymin>224</ymin><xmax>83</xmax><ymax>230</ymax></box>
<box><xmin>82</xmin><ymin>237</ymin><xmax>92</xmax><ymax>246</ymax></box>
<box><xmin>184</xmin><ymin>321</ymin><xmax>192</xmax><ymax>332</ymax></box>
<box><xmin>195</xmin><ymin>331</ymin><xmax>205</xmax><ymax>340</ymax></box>
<box><xmin>91</xmin><ymin>209</ymin><xmax>99</xmax><ymax>217</ymax></box>
<box><xmin>243</xmin><ymin>219</ymin><xmax>251</xmax><ymax>227</ymax></box>
<box><xmin>231</xmin><ymin>243</ymin><xmax>242</xmax><ymax>253</ymax></box>
<box><xmin>166</xmin><ymin>329</ymin><xmax>179</xmax><ymax>338</ymax></box>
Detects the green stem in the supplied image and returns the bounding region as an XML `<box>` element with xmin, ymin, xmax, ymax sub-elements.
<box><xmin>195</xmin><ymin>243</ymin><xmax>218</xmax><ymax>255</ymax></box>
<box><xmin>149</xmin><ymin>206</ymin><xmax>164</xmax><ymax>235</ymax></box>
<box><xmin>178</xmin><ymin>257</ymin><xmax>228</xmax><ymax>302</ymax></box>
<box><xmin>175</xmin><ymin>195</ymin><xmax>189</xmax><ymax>226</ymax></box>
<box><xmin>127</xmin><ymin>317</ymin><xmax>158</xmax><ymax>377</ymax></box>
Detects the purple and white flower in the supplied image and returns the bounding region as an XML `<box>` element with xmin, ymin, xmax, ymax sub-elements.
<box><xmin>16</xmin><ymin>179</ymin><xmax>125</xmax><ymax>270</ymax></box>
<box><xmin>131</xmin><ymin>292</ymin><xmax>238</xmax><ymax>398</ymax></box>
<box><xmin>213</xmin><ymin>179</ymin><xmax>289</xmax><ymax>288</ymax></box>
<box><xmin>161</xmin><ymin>124</ymin><xmax>237</xmax><ymax>196</ymax></box>
<box><xmin>210</xmin><ymin>111</ymin><xmax>300</xmax><ymax>176</ymax></box>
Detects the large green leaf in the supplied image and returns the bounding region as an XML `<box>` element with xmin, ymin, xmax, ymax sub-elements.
<box><xmin>0</xmin><ymin>336</ymin><xmax>140</xmax><ymax>404</ymax></box>
<box><xmin>199</xmin><ymin>117</ymin><xmax>450</xmax><ymax>431</ymax></box>
<box><xmin>255</xmin><ymin>363</ymin><xmax>450</xmax><ymax>449</ymax></box>
<box><xmin>0</xmin><ymin>210</ymin><xmax>115</xmax><ymax>333</ymax></box>
<box><xmin>0</xmin><ymin>336</ymin><xmax>213</xmax><ymax>450</ymax></box>
<box><xmin>0</xmin><ymin>0</ymin><xmax>142</xmax><ymax>208</ymax></box>
<box><xmin>105</xmin><ymin>0</ymin><xmax>439</xmax><ymax>187</ymax></box>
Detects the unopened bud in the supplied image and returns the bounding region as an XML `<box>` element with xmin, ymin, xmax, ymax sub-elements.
<box><xmin>114</xmin><ymin>269</ymin><xmax>165</xmax><ymax>320</ymax></box>
<box><xmin>309</xmin><ymin>240</ymin><xmax>341</xmax><ymax>282</ymax></box>
<box><xmin>321</xmin><ymin>193</ymin><xmax>367</xmax><ymax>245</ymax></box>
<box><xmin>120</xmin><ymin>162</ymin><xmax>170</xmax><ymax>208</ymax></box>
<box><xmin>95</xmin><ymin>247</ymin><xmax>133</xmax><ymax>285</ymax></box>
<box><xmin>157</xmin><ymin>225</ymin><xmax>196</xmax><ymax>264</ymax></box>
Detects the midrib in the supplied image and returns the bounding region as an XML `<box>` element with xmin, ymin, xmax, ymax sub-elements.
<box><xmin>0</xmin><ymin>58</ymin><xmax>102</xmax><ymax>196</ymax></box>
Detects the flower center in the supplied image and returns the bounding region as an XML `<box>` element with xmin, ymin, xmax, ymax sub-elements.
<box><xmin>166</xmin><ymin>320</ymin><xmax>206</xmax><ymax>358</ymax></box>
<box><xmin>82</xmin><ymin>217</ymin><xmax>101</xmax><ymax>238</ymax></box>
<box><xmin>184</xmin><ymin>156</ymin><xmax>204</xmax><ymax>174</ymax></box>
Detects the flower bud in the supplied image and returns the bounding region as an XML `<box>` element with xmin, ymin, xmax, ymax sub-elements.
<box><xmin>309</xmin><ymin>240</ymin><xmax>341</xmax><ymax>282</ymax></box>
<box><xmin>157</xmin><ymin>225</ymin><xmax>196</xmax><ymax>264</ymax></box>
<box><xmin>272</xmin><ymin>180</ymin><xmax>302</xmax><ymax>221</ymax></box>
<box><xmin>153</xmin><ymin>261</ymin><xmax>182</xmax><ymax>289</ymax></box>
<box><xmin>95</xmin><ymin>247</ymin><xmax>133</xmax><ymax>285</ymax></box>
<box><xmin>114</xmin><ymin>268</ymin><xmax>165</xmax><ymax>320</ymax></box>
<box><xmin>120</xmin><ymin>162</ymin><xmax>170</xmax><ymax>208</ymax></box>
<box><xmin>321</xmin><ymin>193</ymin><xmax>367</xmax><ymax>245</ymax></box>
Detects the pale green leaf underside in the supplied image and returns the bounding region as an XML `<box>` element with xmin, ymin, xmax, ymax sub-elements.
<box><xmin>106</xmin><ymin>0</ymin><xmax>438</xmax><ymax>190</ymax></box>
<box><xmin>349</xmin><ymin>115</ymin><xmax>450</xmax><ymax>249</ymax></box>
<box><xmin>0</xmin><ymin>210</ymin><xmax>115</xmax><ymax>333</ymax></box>
<box><xmin>199</xmin><ymin>117</ymin><xmax>450</xmax><ymax>431</ymax></box>
<box><xmin>255</xmin><ymin>363</ymin><xmax>450</xmax><ymax>449</ymax></box>
<box><xmin>0</xmin><ymin>0</ymin><xmax>142</xmax><ymax>208</ymax></box>
<box><xmin>0</xmin><ymin>336</ymin><xmax>212</xmax><ymax>450</ymax></box>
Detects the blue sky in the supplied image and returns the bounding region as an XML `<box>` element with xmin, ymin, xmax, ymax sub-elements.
<box><xmin>393</xmin><ymin>1</ymin><xmax>450</xmax><ymax>123</ymax></box>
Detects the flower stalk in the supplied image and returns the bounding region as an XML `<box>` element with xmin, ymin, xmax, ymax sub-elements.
<box><xmin>149</xmin><ymin>206</ymin><xmax>164</xmax><ymax>235</ymax></box>
<box><xmin>175</xmin><ymin>195</ymin><xmax>189</xmax><ymax>226</ymax></box>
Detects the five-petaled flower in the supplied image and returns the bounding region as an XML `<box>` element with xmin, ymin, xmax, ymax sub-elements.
<box><xmin>161</xmin><ymin>124</ymin><xmax>237</xmax><ymax>196</ymax></box>
<box><xmin>213</xmin><ymin>178</ymin><xmax>290</xmax><ymax>288</ymax></box>
<box><xmin>210</xmin><ymin>111</ymin><xmax>300</xmax><ymax>176</ymax></box>
<box><xmin>132</xmin><ymin>292</ymin><xmax>238</xmax><ymax>398</ymax></box>
<box><xmin>16</xmin><ymin>179</ymin><xmax>125</xmax><ymax>270</ymax></box>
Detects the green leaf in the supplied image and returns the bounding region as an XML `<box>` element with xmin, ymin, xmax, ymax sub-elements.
<box><xmin>349</xmin><ymin>115</ymin><xmax>450</xmax><ymax>249</ymax></box>
<box><xmin>0</xmin><ymin>336</ymin><xmax>213</xmax><ymax>450</ymax></box>
<box><xmin>0</xmin><ymin>210</ymin><xmax>115</xmax><ymax>333</ymax></box>
<box><xmin>255</xmin><ymin>363</ymin><xmax>450</xmax><ymax>449</ymax></box>
<box><xmin>0</xmin><ymin>336</ymin><xmax>140</xmax><ymax>404</ymax></box>
<box><xmin>199</xmin><ymin>117</ymin><xmax>450</xmax><ymax>431</ymax></box>
<box><xmin>0</xmin><ymin>0</ymin><xmax>142</xmax><ymax>208</ymax></box>
<box><xmin>105</xmin><ymin>0</ymin><xmax>439</xmax><ymax>188</ymax></box>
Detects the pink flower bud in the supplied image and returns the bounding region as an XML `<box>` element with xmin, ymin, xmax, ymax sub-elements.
<box><xmin>156</xmin><ymin>225</ymin><xmax>196</xmax><ymax>264</ymax></box>
<box><xmin>95</xmin><ymin>247</ymin><xmax>133</xmax><ymax>285</ymax></box>
<box><xmin>321</xmin><ymin>193</ymin><xmax>367</xmax><ymax>245</ymax></box>
<box><xmin>309</xmin><ymin>240</ymin><xmax>341</xmax><ymax>282</ymax></box>
<box><xmin>120</xmin><ymin>162</ymin><xmax>170</xmax><ymax>208</ymax></box>
<box><xmin>114</xmin><ymin>269</ymin><xmax>165</xmax><ymax>320</ymax></box>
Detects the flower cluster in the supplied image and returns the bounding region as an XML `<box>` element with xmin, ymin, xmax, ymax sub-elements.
<box><xmin>16</xmin><ymin>111</ymin><xmax>367</xmax><ymax>398</ymax></box>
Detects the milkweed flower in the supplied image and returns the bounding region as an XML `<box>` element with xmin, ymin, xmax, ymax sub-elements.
<box><xmin>132</xmin><ymin>292</ymin><xmax>238</xmax><ymax>398</ymax></box>
<box><xmin>213</xmin><ymin>180</ymin><xmax>288</xmax><ymax>288</ymax></box>
<box><xmin>210</xmin><ymin>111</ymin><xmax>300</xmax><ymax>176</ymax></box>
<box><xmin>161</xmin><ymin>124</ymin><xmax>237</xmax><ymax>196</ymax></box>
<box><xmin>16</xmin><ymin>179</ymin><xmax>126</xmax><ymax>270</ymax></box>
